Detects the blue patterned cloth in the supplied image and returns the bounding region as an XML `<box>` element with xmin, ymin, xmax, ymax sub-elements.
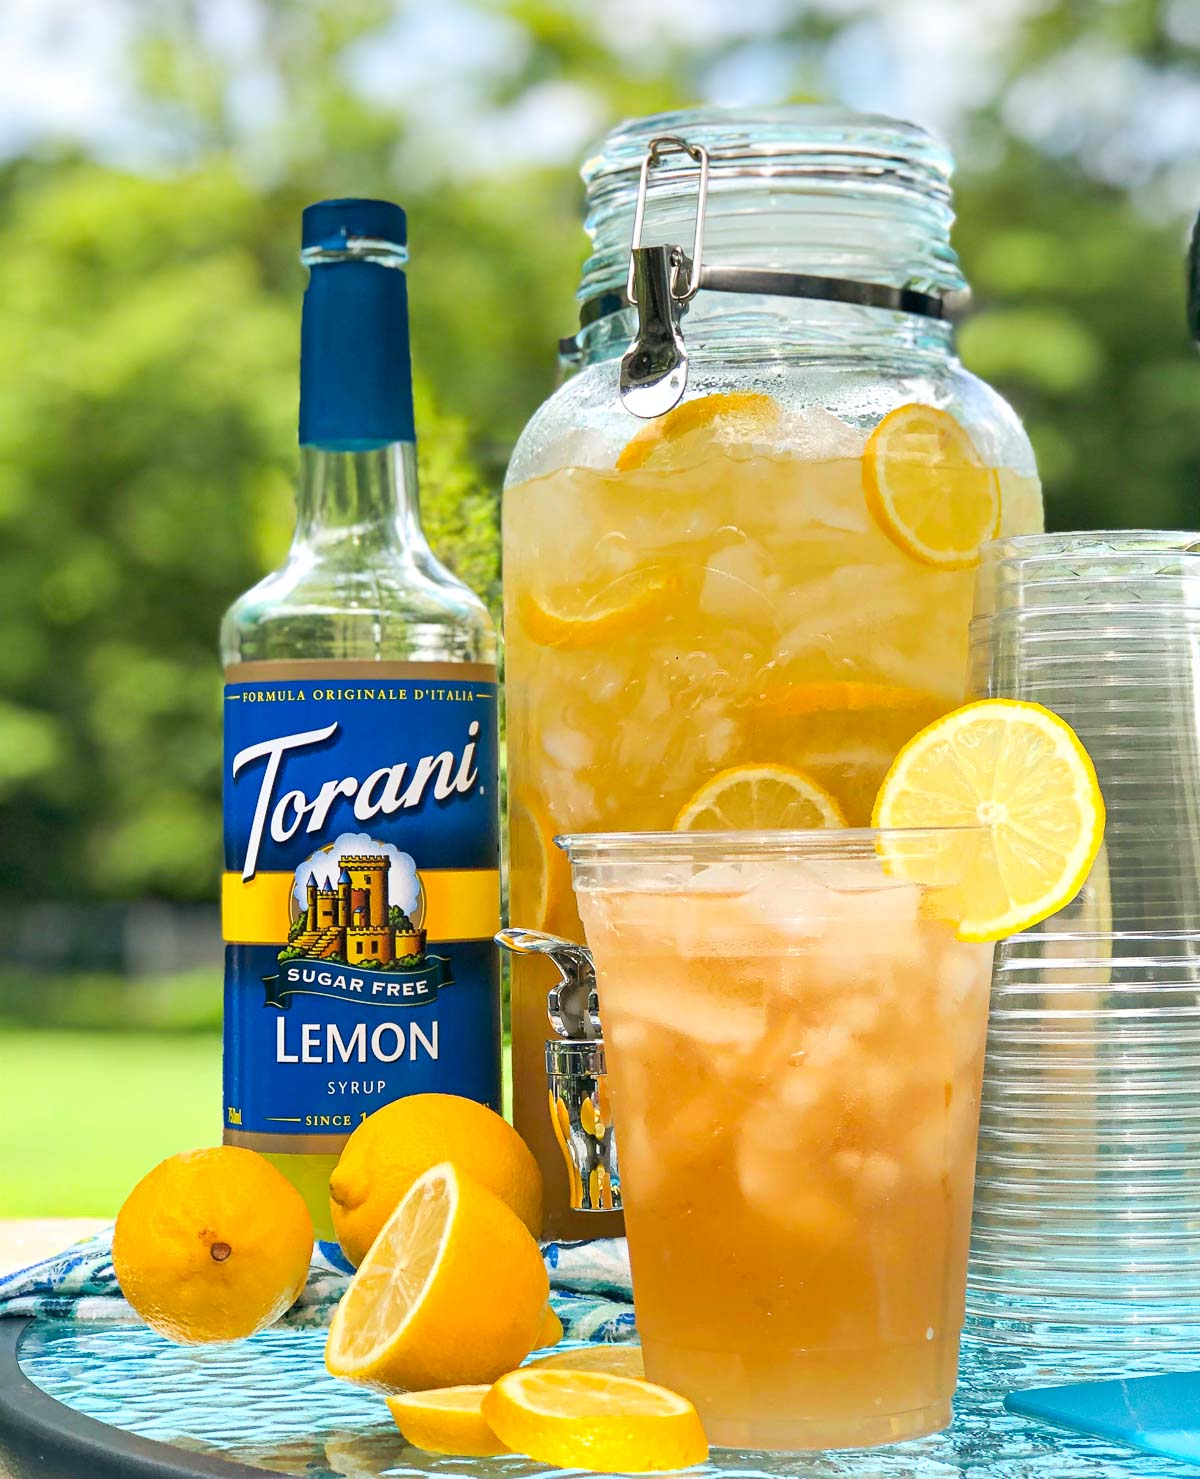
<box><xmin>0</xmin><ymin>1230</ymin><xmax>637</xmax><ymax>1344</ymax></box>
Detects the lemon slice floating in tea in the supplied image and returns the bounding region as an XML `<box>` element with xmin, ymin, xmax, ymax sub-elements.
<box><xmin>518</xmin><ymin>564</ymin><xmax>682</xmax><ymax>650</ymax></box>
<box><xmin>872</xmin><ymin>698</ymin><xmax>1105</xmax><ymax>942</ymax></box>
<box><xmin>754</xmin><ymin>680</ymin><xmax>950</xmax><ymax>825</ymax></box>
<box><xmin>508</xmin><ymin>791</ymin><xmax>567</xmax><ymax>932</ymax></box>
<box><xmin>482</xmin><ymin>1368</ymin><xmax>709</xmax><ymax>1474</ymax></box>
<box><xmin>616</xmin><ymin>390</ymin><xmax>779</xmax><ymax>473</ymax></box>
<box><xmin>758</xmin><ymin>680</ymin><xmax>944</xmax><ymax>719</ymax></box>
<box><xmin>863</xmin><ymin>403</ymin><xmax>1001</xmax><ymax>569</ymax></box>
<box><xmin>675</xmin><ymin>762</ymin><xmax>847</xmax><ymax>830</ymax></box>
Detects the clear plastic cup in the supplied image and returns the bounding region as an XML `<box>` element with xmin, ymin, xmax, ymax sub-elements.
<box><xmin>969</xmin><ymin>934</ymin><xmax>1200</xmax><ymax>1348</ymax></box>
<box><xmin>558</xmin><ymin>827</ymin><xmax>994</xmax><ymax>1451</ymax></box>
<box><xmin>966</xmin><ymin>529</ymin><xmax>1200</xmax><ymax>1350</ymax></box>
<box><xmin>973</xmin><ymin>530</ymin><xmax>1200</xmax><ymax>617</ymax></box>
<box><xmin>970</xmin><ymin>533</ymin><xmax>1200</xmax><ymax>939</ymax></box>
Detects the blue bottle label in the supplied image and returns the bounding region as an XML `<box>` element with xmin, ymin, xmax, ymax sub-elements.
<box><xmin>222</xmin><ymin>661</ymin><xmax>500</xmax><ymax>1151</ymax></box>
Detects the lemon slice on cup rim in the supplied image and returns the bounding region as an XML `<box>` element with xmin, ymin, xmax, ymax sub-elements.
<box><xmin>872</xmin><ymin>699</ymin><xmax>1105</xmax><ymax>943</ymax></box>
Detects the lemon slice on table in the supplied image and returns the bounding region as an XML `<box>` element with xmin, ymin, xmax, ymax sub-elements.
<box><xmin>387</xmin><ymin>1387</ymin><xmax>509</xmax><ymax>1458</ymax></box>
<box><xmin>616</xmin><ymin>390</ymin><xmax>779</xmax><ymax>472</ymax></box>
<box><xmin>325</xmin><ymin>1162</ymin><xmax>548</xmax><ymax>1392</ymax></box>
<box><xmin>518</xmin><ymin>564</ymin><xmax>682</xmax><ymax>650</ymax></box>
<box><xmin>525</xmin><ymin>1342</ymin><xmax>646</xmax><ymax>1379</ymax></box>
<box><xmin>863</xmin><ymin>403</ymin><xmax>1001</xmax><ymax>569</ymax></box>
<box><xmin>675</xmin><ymin>762</ymin><xmax>847</xmax><ymax>831</ymax></box>
<box><xmin>482</xmin><ymin>1368</ymin><xmax>709</xmax><ymax>1474</ymax></box>
<box><xmin>872</xmin><ymin>699</ymin><xmax>1105</xmax><ymax>942</ymax></box>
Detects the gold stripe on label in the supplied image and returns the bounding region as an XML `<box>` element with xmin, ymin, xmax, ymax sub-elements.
<box><xmin>222</xmin><ymin>868</ymin><xmax>499</xmax><ymax>945</ymax></box>
<box><xmin>225</xmin><ymin>1128</ymin><xmax>350</xmax><ymax>1156</ymax></box>
<box><xmin>225</xmin><ymin>660</ymin><xmax>497</xmax><ymax>684</ymax></box>
<box><xmin>421</xmin><ymin>868</ymin><xmax>500</xmax><ymax>942</ymax></box>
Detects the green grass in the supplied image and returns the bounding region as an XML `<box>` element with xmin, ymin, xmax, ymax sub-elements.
<box><xmin>0</xmin><ymin>968</ymin><xmax>221</xmax><ymax>1032</ymax></box>
<box><xmin>0</xmin><ymin>1029</ymin><xmax>221</xmax><ymax>1216</ymax></box>
<box><xmin>0</xmin><ymin>1026</ymin><xmax>514</xmax><ymax>1217</ymax></box>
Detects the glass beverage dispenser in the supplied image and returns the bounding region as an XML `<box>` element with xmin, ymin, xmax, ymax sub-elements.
<box><xmin>503</xmin><ymin>107</ymin><xmax>1042</xmax><ymax>1238</ymax></box>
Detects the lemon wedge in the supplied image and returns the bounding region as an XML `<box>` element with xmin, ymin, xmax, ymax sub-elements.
<box><xmin>518</xmin><ymin>564</ymin><xmax>681</xmax><ymax>651</ymax></box>
<box><xmin>387</xmin><ymin>1387</ymin><xmax>509</xmax><ymax>1458</ymax></box>
<box><xmin>873</xmin><ymin>699</ymin><xmax>1105</xmax><ymax>942</ymax></box>
<box><xmin>482</xmin><ymin>1368</ymin><xmax>708</xmax><ymax>1474</ymax></box>
<box><xmin>863</xmin><ymin>403</ymin><xmax>1001</xmax><ymax>569</ymax></box>
<box><xmin>616</xmin><ymin>390</ymin><xmax>779</xmax><ymax>472</ymax></box>
<box><xmin>675</xmin><ymin>762</ymin><xmax>847</xmax><ymax>831</ymax></box>
<box><xmin>325</xmin><ymin>1161</ymin><xmax>548</xmax><ymax>1392</ymax></box>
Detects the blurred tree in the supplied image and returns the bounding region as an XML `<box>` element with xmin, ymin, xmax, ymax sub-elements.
<box><xmin>0</xmin><ymin>159</ymin><xmax>498</xmax><ymax>901</ymax></box>
<box><xmin>1</xmin><ymin>0</ymin><xmax>1199</xmax><ymax>908</ymax></box>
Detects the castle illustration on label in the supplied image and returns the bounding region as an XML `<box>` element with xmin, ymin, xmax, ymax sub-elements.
<box><xmin>279</xmin><ymin>837</ymin><xmax>428</xmax><ymax>972</ymax></box>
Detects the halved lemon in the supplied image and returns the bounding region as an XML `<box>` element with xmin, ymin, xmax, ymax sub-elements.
<box><xmin>616</xmin><ymin>390</ymin><xmax>779</xmax><ymax>472</ymax></box>
<box><xmin>508</xmin><ymin>792</ymin><xmax>562</xmax><ymax>932</ymax></box>
<box><xmin>325</xmin><ymin>1162</ymin><xmax>548</xmax><ymax>1392</ymax></box>
<box><xmin>526</xmin><ymin>1343</ymin><xmax>646</xmax><ymax>1379</ymax></box>
<box><xmin>872</xmin><ymin>699</ymin><xmax>1105</xmax><ymax>942</ymax></box>
<box><xmin>518</xmin><ymin>564</ymin><xmax>682</xmax><ymax>651</ymax></box>
<box><xmin>482</xmin><ymin>1368</ymin><xmax>708</xmax><ymax>1473</ymax></box>
<box><xmin>387</xmin><ymin>1387</ymin><xmax>509</xmax><ymax>1458</ymax></box>
<box><xmin>675</xmin><ymin>762</ymin><xmax>847</xmax><ymax>831</ymax></box>
<box><xmin>863</xmin><ymin>403</ymin><xmax>1001</xmax><ymax>569</ymax></box>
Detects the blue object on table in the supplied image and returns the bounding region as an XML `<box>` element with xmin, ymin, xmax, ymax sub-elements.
<box><xmin>1006</xmin><ymin>1371</ymin><xmax>1200</xmax><ymax>1466</ymax></box>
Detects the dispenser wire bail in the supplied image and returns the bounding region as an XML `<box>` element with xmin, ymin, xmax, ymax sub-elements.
<box><xmin>627</xmin><ymin>135</ymin><xmax>710</xmax><ymax>307</ymax></box>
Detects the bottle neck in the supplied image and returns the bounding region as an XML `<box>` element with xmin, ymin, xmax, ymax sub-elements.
<box><xmin>292</xmin><ymin>441</ymin><xmax>428</xmax><ymax>561</ymax></box>
<box><xmin>294</xmin><ymin>231</ymin><xmax>422</xmax><ymax>559</ymax></box>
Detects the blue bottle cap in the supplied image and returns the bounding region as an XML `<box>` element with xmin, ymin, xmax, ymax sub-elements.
<box><xmin>298</xmin><ymin>197</ymin><xmax>415</xmax><ymax>448</ymax></box>
<box><xmin>301</xmin><ymin>198</ymin><xmax>407</xmax><ymax>252</ymax></box>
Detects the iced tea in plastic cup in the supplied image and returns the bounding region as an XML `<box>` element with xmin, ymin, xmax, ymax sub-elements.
<box><xmin>560</xmin><ymin>828</ymin><xmax>994</xmax><ymax>1451</ymax></box>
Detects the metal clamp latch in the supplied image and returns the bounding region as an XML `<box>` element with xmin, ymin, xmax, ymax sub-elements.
<box><xmin>619</xmin><ymin>135</ymin><xmax>710</xmax><ymax>419</ymax></box>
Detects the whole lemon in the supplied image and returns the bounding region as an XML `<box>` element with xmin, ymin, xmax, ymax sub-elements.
<box><xmin>329</xmin><ymin>1095</ymin><xmax>542</xmax><ymax>1266</ymax></box>
<box><xmin>113</xmin><ymin>1146</ymin><xmax>313</xmax><ymax>1343</ymax></box>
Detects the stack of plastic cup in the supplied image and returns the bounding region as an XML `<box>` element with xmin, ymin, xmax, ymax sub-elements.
<box><xmin>967</xmin><ymin>531</ymin><xmax>1200</xmax><ymax>1350</ymax></box>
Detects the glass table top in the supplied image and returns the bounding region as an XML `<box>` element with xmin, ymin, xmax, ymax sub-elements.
<box><xmin>15</xmin><ymin>1321</ymin><xmax>1200</xmax><ymax>1478</ymax></box>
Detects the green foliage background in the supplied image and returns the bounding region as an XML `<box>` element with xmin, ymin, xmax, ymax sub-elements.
<box><xmin>2</xmin><ymin>0</ymin><xmax>1199</xmax><ymax>909</ymax></box>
